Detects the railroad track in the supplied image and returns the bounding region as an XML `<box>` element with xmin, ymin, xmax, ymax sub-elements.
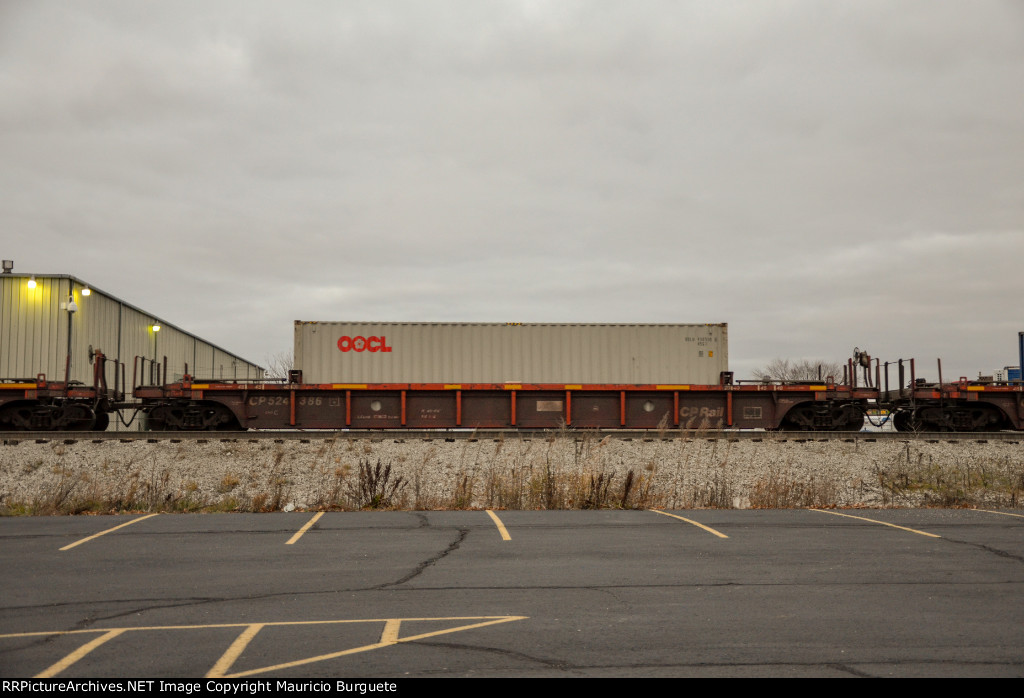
<box><xmin>3</xmin><ymin>430</ymin><xmax>1022</xmax><ymax>443</ymax></box>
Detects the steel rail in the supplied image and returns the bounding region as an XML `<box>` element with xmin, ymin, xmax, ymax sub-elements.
<box><xmin>2</xmin><ymin>430</ymin><xmax>1021</xmax><ymax>443</ymax></box>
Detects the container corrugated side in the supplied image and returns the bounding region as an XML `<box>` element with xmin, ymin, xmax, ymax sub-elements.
<box><xmin>294</xmin><ymin>322</ymin><xmax>728</xmax><ymax>384</ymax></box>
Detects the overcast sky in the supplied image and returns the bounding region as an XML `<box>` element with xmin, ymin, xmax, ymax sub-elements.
<box><xmin>3</xmin><ymin>1</ymin><xmax>1022</xmax><ymax>380</ymax></box>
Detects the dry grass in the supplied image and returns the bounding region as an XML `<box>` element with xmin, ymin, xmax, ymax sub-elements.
<box><xmin>873</xmin><ymin>447</ymin><xmax>1024</xmax><ymax>507</ymax></box>
<box><xmin>749</xmin><ymin>468</ymin><xmax>839</xmax><ymax>509</ymax></box>
<box><xmin>0</xmin><ymin>433</ymin><xmax>737</xmax><ymax>513</ymax></box>
<box><xmin>4</xmin><ymin>434</ymin><xmax>1022</xmax><ymax>514</ymax></box>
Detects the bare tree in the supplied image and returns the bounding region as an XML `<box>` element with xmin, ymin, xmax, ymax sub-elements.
<box><xmin>264</xmin><ymin>351</ymin><xmax>293</xmax><ymax>380</ymax></box>
<box><xmin>752</xmin><ymin>358</ymin><xmax>843</xmax><ymax>383</ymax></box>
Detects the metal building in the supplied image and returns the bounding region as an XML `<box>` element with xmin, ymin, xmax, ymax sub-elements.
<box><xmin>1</xmin><ymin>266</ymin><xmax>263</xmax><ymax>428</ymax></box>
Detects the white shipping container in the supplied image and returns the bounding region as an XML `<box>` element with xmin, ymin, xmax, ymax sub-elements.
<box><xmin>294</xmin><ymin>322</ymin><xmax>728</xmax><ymax>384</ymax></box>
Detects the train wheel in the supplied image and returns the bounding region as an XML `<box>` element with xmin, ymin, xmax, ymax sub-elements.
<box><xmin>145</xmin><ymin>402</ymin><xmax>241</xmax><ymax>431</ymax></box>
<box><xmin>781</xmin><ymin>403</ymin><xmax>861</xmax><ymax>431</ymax></box>
<box><xmin>780</xmin><ymin>405</ymin><xmax>817</xmax><ymax>431</ymax></box>
<box><xmin>145</xmin><ymin>406</ymin><xmax>171</xmax><ymax>431</ymax></box>
<box><xmin>915</xmin><ymin>407</ymin><xmax>950</xmax><ymax>431</ymax></box>
<box><xmin>957</xmin><ymin>406</ymin><xmax>1009</xmax><ymax>431</ymax></box>
<box><xmin>178</xmin><ymin>403</ymin><xmax>237</xmax><ymax>430</ymax></box>
<box><xmin>212</xmin><ymin>406</ymin><xmax>243</xmax><ymax>431</ymax></box>
<box><xmin>0</xmin><ymin>404</ymin><xmax>38</xmax><ymax>430</ymax></box>
<box><xmin>835</xmin><ymin>404</ymin><xmax>864</xmax><ymax>430</ymax></box>
<box><xmin>93</xmin><ymin>411</ymin><xmax>110</xmax><ymax>431</ymax></box>
<box><xmin>892</xmin><ymin>410</ymin><xmax>918</xmax><ymax>432</ymax></box>
<box><xmin>915</xmin><ymin>405</ymin><xmax>1009</xmax><ymax>432</ymax></box>
<box><xmin>61</xmin><ymin>404</ymin><xmax>97</xmax><ymax>431</ymax></box>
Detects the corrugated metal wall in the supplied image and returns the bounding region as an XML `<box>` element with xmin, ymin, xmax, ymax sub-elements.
<box><xmin>1</xmin><ymin>273</ymin><xmax>264</xmax><ymax>428</ymax></box>
<box><xmin>1</xmin><ymin>275</ymin><xmax>65</xmax><ymax>378</ymax></box>
<box><xmin>295</xmin><ymin>322</ymin><xmax>728</xmax><ymax>384</ymax></box>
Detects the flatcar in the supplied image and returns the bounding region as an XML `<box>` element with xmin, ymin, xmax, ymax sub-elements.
<box><xmin>3</xmin><ymin>349</ymin><xmax>1022</xmax><ymax>433</ymax></box>
<box><xmin>131</xmin><ymin>373</ymin><xmax>872</xmax><ymax>432</ymax></box>
<box><xmin>0</xmin><ymin>351</ymin><xmax>122</xmax><ymax>431</ymax></box>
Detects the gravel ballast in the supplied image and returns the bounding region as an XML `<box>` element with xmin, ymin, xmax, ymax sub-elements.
<box><xmin>2</xmin><ymin>434</ymin><xmax>1022</xmax><ymax>513</ymax></box>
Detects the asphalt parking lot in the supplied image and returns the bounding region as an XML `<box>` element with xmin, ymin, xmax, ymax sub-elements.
<box><xmin>2</xmin><ymin>508</ymin><xmax>1023</xmax><ymax>677</ymax></box>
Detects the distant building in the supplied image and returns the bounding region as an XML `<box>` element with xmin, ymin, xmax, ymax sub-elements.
<box><xmin>1</xmin><ymin>265</ymin><xmax>262</xmax><ymax>428</ymax></box>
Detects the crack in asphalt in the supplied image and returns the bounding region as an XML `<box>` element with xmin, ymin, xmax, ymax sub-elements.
<box><xmin>1</xmin><ymin>527</ymin><xmax>474</xmax><ymax>635</ymax></box>
<box><xmin>0</xmin><ymin>597</ymin><xmax>226</xmax><ymax>657</ymax></box>
<box><xmin>580</xmin><ymin>585</ymin><xmax>629</xmax><ymax>607</ymax></box>
<box><xmin>383</xmin><ymin>528</ymin><xmax>468</xmax><ymax>588</ymax></box>
<box><xmin>387</xmin><ymin>651</ymin><xmax>1024</xmax><ymax>677</ymax></box>
<box><xmin>416</xmin><ymin>640</ymin><xmax>574</xmax><ymax>671</ymax></box>
<box><xmin>941</xmin><ymin>536</ymin><xmax>1024</xmax><ymax>564</ymax></box>
<box><xmin>69</xmin><ymin>598</ymin><xmax>230</xmax><ymax>626</ymax></box>
<box><xmin>4</xmin><ymin>577</ymin><xmax>1024</xmax><ymax>617</ymax></box>
<box><xmin>827</xmin><ymin>662</ymin><xmax>874</xmax><ymax>677</ymax></box>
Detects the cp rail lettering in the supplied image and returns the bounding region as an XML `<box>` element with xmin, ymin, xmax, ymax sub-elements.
<box><xmin>337</xmin><ymin>336</ymin><xmax>392</xmax><ymax>353</ymax></box>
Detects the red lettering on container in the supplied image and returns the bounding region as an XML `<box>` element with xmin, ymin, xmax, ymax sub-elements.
<box><xmin>338</xmin><ymin>336</ymin><xmax>392</xmax><ymax>353</ymax></box>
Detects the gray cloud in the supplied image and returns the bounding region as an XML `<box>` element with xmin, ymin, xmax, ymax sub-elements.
<box><xmin>3</xmin><ymin>1</ymin><xmax>1022</xmax><ymax>379</ymax></box>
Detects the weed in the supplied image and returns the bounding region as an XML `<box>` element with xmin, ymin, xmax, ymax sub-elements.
<box><xmin>451</xmin><ymin>474</ymin><xmax>474</xmax><ymax>509</ymax></box>
<box><xmin>350</xmin><ymin>459</ymin><xmax>406</xmax><ymax>509</ymax></box>
<box><xmin>687</xmin><ymin>470</ymin><xmax>733</xmax><ymax>509</ymax></box>
<box><xmin>22</xmin><ymin>460</ymin><xmax>44</xmax><ymax>475</ymax></box>
<box><xmin>217</xmin><ymin>474</ymin><xmax>240</xmax><ymax>494</ymax></box>
<box><xmin>207</xmin><ymin>497</ymin><xmax>240</xmax><ymax>513</ymax></box>
<box><xmin>620</xmin><ymin>469</ymin><xmax>635</xmax><ymax>508</ymax></box>
<box><xmin>749</xmin><ymin>468</ymin><xmax>838</xmax><ymax>508</ymax></box>
<box><xmin>582</xmin><ymin>472</ymin><xmax>614</xmax><ymax>509</ymax></box>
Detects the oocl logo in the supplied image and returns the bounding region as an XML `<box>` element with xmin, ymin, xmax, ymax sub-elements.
<box><xmin>337</xmin><ymin>336</ymin><xmax>393</xmax><ymax>353</ymax></box>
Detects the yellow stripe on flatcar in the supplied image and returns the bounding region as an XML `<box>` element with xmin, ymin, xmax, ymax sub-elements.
<box><xmin>564</xmin><ymin>385</ymin><xmax>582</xmax><ymax>389</ymax></box>
<box><xmin>444</xmin><ymin>385</ymin><xmax>462</xmax><ymax>390</ymax></box>
<box><xmin>504</xmin><ymin>385</ymin><xmax>522</xmax><ymax>390</ymax></box>
<box><xmin>967</xmin><ymin>386</ymin><xmax>984</xmax><ymax>391</ymax></box>
<box><xmin>0</xmin><ymin>383</ymin><xmax>37</xmax><ymax>389</ymax></box>
<box><xmin>332</xmin><ymin>384</ymin><xmax>367</xmax><ymax>389</ymax></box>
<box><xmin>656</xmin><ymin>385</ymin><xmax>691</xmax><ymax>390</ymax></box>
<box><xmin>190</xmin><ymin>384</ymin><xmax>209</xmax><ymax>389</ymax></box>
<box><xmin>809</xmin><ymin>386</ymin><xmax>827</xmax><ymax>391</ymax></box>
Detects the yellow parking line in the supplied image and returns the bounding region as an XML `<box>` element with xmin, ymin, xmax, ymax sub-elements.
<box><xmin>485</xmin><ymin>510</ymin><xmax>511</xmax><ymax>541</ymax></box>
<box><xmin>810</xmin><ymin>509</ymin><xmax>940</xmax><ymax>538</ymax></box>
<box><xmin>9</xmin><ymin>616</ymin><xmax>528</xmax><ymax>679</ymax></box>
<box><xmin>650</xmin><ymin>509</ymin><xmax>729</xmax><ymax>538</ymax></box>
<box><xmin>380</xmin><ymin>618</ymin><xmax>402</xmax><ymax>644</ymax></box>
<box><xmin>207</xmin><ymin>624</ymin><xmax>265</xmax><ymax>678</ymax></box>
<box><xmin>225</xmin><ymin>616</ymin><xmax>525</xmax><ymax>678</ymax></box>
<box><xmin>59</xmin><ymin>514</ymin><xmax>159</xmax><ymax>551</ymax></box>
<box><xmin>974</xmin><ymin>509</ymin><xmax>1024</xmax><ymax>519</ymax></box>
<box><xmin>35</xmin><ymin>628</ymin><xmax>127</xmax><ymax>678</ymax></box>
<box><xmin>285</xmin><ymin>512</ymin><xmax>324</xmax><ymax>545</ymax></box>
<box><xmin>0</xmin><ymin>616</ymin><xmax>524</xmax><ymax>640</ymax></box>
